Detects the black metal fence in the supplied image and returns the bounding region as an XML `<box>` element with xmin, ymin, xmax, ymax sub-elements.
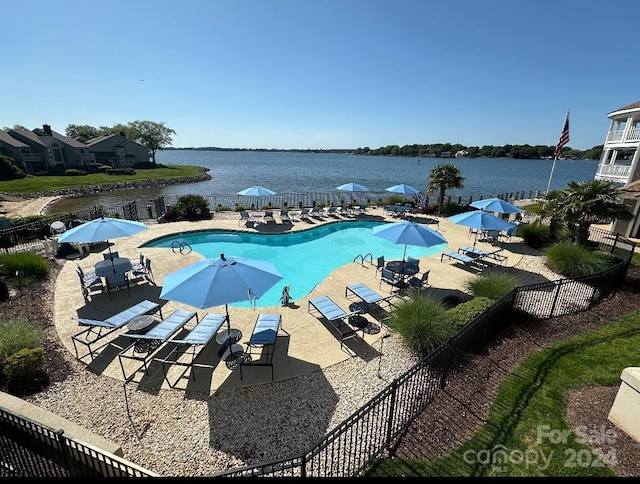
<box><xmin>0</xmin><ymin>408</ymin><xmax>156</xmax><ymax>477</ymax></box>
<box><xmin>0</xmin><ymin>205</ymin><xmax>632</xmax><ymax>477</ymax></box>
<box><xmin>211</xmin><ymin>227</ymin><xmax>634</xmax><ymax>478</ymax></box>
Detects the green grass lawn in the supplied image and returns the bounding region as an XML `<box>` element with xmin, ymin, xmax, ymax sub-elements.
<box><xmin>0</xmin><ymin>165</ymin><xmax>203</xmax><ymax>194</ymax></box>
<box><xmin>367</xmin><ymin>311</ymin><xmax>640</xmax><ymax>477</ymax></box>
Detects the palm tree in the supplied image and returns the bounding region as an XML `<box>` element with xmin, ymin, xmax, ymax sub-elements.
<box><xmin>427</xmin><ymin>163</ymin><xmax>464</xmax><ymax>214</ymax></box>
<box><xmin>540</xmin><ymin>180</ymin><xmax>632</xmax><ymax>245</ymax></box>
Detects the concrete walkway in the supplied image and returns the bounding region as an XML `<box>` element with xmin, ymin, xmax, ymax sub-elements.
<box><xmin>54</xmin><ymin>207</ymin><xmax>547</xmax><ymax>394</ymax></box>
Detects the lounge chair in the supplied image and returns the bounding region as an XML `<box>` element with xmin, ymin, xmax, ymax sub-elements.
<box><xmin>239</xmin><ymin>211</ymin><xmax>254</xmax><ymax>226</ymax></box>
<box><xmin>345</xmin><ymin>283</ymin><xmax>398</xmax><ymax>312</ymax></box>
<box><xmin>308</xmin><ymin>295</ymin><xmax>360</xmax><ymax>351</ymax></box>
<box><xmin>71</xmin><ymin>299</ymin><xmax>161</xmax><ymax>362</ymax></box>
<box><xmin>310</xmin><ymin>206</ymin><xmax>324</xmax><ymax>219</ymax></box>
<box><xmin>262</xmin><ymin>210</ymin><xmax>276</xmax><ymax>224</ymax></box>
<box><xmin>117</xmin><ymin>308</ymin><xmax>198</xmax><ymax>383</ymax></box>
<box><xmin>240</xmin><ymin>314</ymin><xmax>287</xmax><ymax>381</ymax></box>
<box><xmin>300</xmin><ymin>207</ymin><xmax>312</xmax><ymax>221</ymax></box>
<box><xmin>154</xmin><ymin>312</ymin><xmax>227</xmax><ymax>388</ymax></box>
<box><xmin>458</xmin><ymin>247</ymin><xmax>507</xmax><ymax>265</ymax></box>
<box><xmin>440</xmin><ymin>250</ymin><xmax>479</xmax><ymax>267</ymax></box>
<box><xmin>279</xmin><ymin>209</ymin><xmax>291</xmax><ymax>223</ymax></box>
<box><xmin>324</xmin><ymin>206</ymin><xmax>338</xmax><ymax>217</ymax></box>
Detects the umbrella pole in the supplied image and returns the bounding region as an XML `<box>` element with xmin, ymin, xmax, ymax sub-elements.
<box><xmin>108</xmin><ymin>243</ymin><xmax>116</xmax><ymax>273</ymax></box>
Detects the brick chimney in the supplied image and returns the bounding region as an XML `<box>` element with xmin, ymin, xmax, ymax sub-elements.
<box><xmin>43</xmin><ymin>124</ymin><xmax>52</xmax><ymax>135</ymax></box>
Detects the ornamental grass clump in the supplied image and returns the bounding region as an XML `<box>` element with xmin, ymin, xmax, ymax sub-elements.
<box><xmin>466</xmin><ymin>271</ymin><xmax>519</xmax><ymax>300</ymax></box>
<box><xmin>0</xmin><ymin>252</ymin><xmax>49</xmax><ymax>283</ymax></box>
<box><xmin>386</xmin><ymin>294</ymin><xmax>456</xmax><ymax>355</ymax></box>
<box><xmin>0</xmin><ymin>319</ymin><xmax>40</xmax><ymax>363</ymax></box>
<box><xmin>543</xmin><ymin>242</ymin><xmax>613</xmax><ymax>277</ymax></box>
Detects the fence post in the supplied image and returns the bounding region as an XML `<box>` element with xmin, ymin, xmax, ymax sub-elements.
<box><xmin>549</xmin><ymin>280</ymin><xmax>562</xmax><ymax>318</ymax></box>
<box><xmin>385</xmin><ymin>380</ymin><xmax>398</xmax><ymax>455</ymax></box>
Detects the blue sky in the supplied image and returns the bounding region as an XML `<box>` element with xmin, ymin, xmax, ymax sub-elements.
<box><xmin>3</xmin><ymin>0</ymin><xmax>639</xmax><ymax>151</ymax></box>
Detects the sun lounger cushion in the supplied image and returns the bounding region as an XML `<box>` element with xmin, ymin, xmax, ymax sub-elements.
<box><xmin>248</xmin><ymin>314</ymin><xmax>281</xmax><ymax>345</ymax></box>
<box><xmin>441</xmin><ymin>250</ymin><xmax>475</xmax><ymax>264</ymax></box>
<box><xmin>75</xmin><ymin>299</ymin><xmax>159</xmax><ymax>329</ymax></box>
<box><xmin>308</xmin><ymin>296</ymin><xmax>351</xmax><ymax>321</ymax></box>
<box><xmin>169</xmin><ymin>312</ymin><xmax>226</xmax><ymax>345</ymax></box>
<box><xmin>346</xmin><ymin>283</ymin><xmax>394</xmax><ymax>304</ymax></box>
<box><xmin>129</xmin><ymin>308</ymin><xmax>197</xmax><ymax>341</ymax></box>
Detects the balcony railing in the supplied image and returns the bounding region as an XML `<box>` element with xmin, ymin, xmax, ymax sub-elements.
<box><xmin>606</xmin><ymin>127</ymin><xmax>640</xmax><ymax>144</ymax></box>
<box><xmin>595</xmin><ymin>163</ymin><xmax>632</xmax><ymax>181</ymax></box>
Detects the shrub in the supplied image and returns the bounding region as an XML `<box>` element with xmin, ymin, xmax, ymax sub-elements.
<box><xmin>0</xmin><ymin>279</ymin><xmax>8</xmax><ymax>301</ymax></box>
<box><xmin>2</xmin><ymin>347</ymin><xmax>44</xmax><ymax>384</ymax></box>
<box><xmin>466</xmin><ymin>272</ymin><xmax>519</xmax><ymax>300</ymax></box>
<box><xmin>543</xmin><ymin>242</ymin><xmax>614</xmax><ymax>277</ymax></box>
<box><xmin>446</xmin><ymin>296</ymin><xmax>495</xmax><ymax>328</ymax></box>
<box><xmin>518</xmin><ymin>222</ymin><xmax>551</xmax><ymax>248</ymax></box>
<box><xmin>0</xmin><ymin>319</ymin><xmax>40</xmax><ymax>363</ymax></box>
<box><xmin>64</xmin><ymin>169</ymin><xmax>87</xmax><ymax>176</ymax></box>
<box><xmin>106</xmin><ymin>168</ymin><xmax>136</xmax><ymax>175</ymax></box>
<box><xmin>0</xmin><ymin>154</ymin><xmax>26</xmax><ymax>180</ymax></box>
<box><xmin>0</xmin><ymin>252</ymin><xmax>49</xmax><ymax>282</ymax></box>
<box><xmin>386</xmin><ymin>294</ymin><xmax>457</xmax><ymax>355</ymax></box>
<box><xmin>440</xmin><ymin>202</ymin><xmax>464</xmax><ymax>216</ymax></box>
<box><xmin>174</xmin><ymin>194</ymin><xmax>211</xmax><ymax>221</ymax></box>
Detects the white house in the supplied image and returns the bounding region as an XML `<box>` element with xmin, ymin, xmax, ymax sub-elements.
<box><xmin>594</xmin><ymin>100</ymin><xmax>640</xmax><ymax>238</ymax></box>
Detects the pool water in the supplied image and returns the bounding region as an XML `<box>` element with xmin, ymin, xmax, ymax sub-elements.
<box><xmin>144</xmin><ymin>221</ymin><xmax>448</xmax><ymax>307</ymax></box>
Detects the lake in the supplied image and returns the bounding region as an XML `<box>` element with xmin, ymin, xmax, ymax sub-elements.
<box><xmin>44</xmin><ymin>150</ymin><xmax>599</xmax><ymax>214</ymax></box>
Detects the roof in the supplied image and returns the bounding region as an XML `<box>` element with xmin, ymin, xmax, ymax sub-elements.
<box><xmin>0</xmin><ymin>130</ymin><xmax>28</xmax><ymax>147</ymax></box>
<box><xmin>622</xmin><ymin>179</ymin><xmax>640</xmax><ymax>195</ymax></box>
<box><xmin>608</xmin><ymin>101</ymin><xmax>640</xmax><ymax>118</ymax></box>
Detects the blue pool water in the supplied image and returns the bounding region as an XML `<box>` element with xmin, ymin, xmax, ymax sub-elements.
<box><xmin>143</xmin><ymin>221</ymin><xmax>448</xmax><ymax>307</ymax></box>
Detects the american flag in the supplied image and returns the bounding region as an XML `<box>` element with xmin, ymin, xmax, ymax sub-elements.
<box><xmin>553</xmin><ymin>111</ymin><xmax>570</xmax><ymax>160</ymax></box>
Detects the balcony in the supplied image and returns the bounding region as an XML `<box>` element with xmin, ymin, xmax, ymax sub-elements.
<box><xmin>606</xmin><ymin>127</ymin><xmax>640</xmax><ymax>145</ymax></box>
<box><xmin>594</xmin><ymin>163</ymin><xmax>632</xmax><ymax>183</ymax></box>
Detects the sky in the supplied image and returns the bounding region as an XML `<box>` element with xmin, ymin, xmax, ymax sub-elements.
<box><xmin>3</xmin><ymin>0</ymin><xmax>640</xmax><ymax>151</ymax></box>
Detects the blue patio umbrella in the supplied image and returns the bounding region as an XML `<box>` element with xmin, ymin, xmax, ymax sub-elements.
<box><xmin>469</xmin><ymin>197</ymin><xmax>521</xmax><ymax>214</ymax></box>
<box><xmin>385</xmin><ymin>184</ymin><xmax>420</xmax><ymax>195</ymax></box>
<box><xmin>237</xmin><ymin>185</ymin><xmax>277</xmax><ymax>210</ymax></box>
<box><xmin>160</xmin><ymin>253</ymin><xmax>283</xmax><ymax>346</ymax></box>
<box><xmin>372</xmin><ymin>220</ymin><xmax>448</xmax><ymax>262</ymax></box>
<box><xmin>447</xmin><ymin>210</ymin><xmax>516</xmax><ymax>248</ymax></box>
<box><xmin>56</xmin><ymin>216</ymin><xmax>148</xmax><ymax>271</ymax></box>
<box><xmin>337</xmin><ymin>182</ymin><xmax>368</xmax><ymax>205</ymax></box>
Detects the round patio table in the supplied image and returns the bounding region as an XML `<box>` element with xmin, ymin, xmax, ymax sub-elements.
<box><xmin>385</xmin><ymin>260</ymin><xmax>419</xmax><ymax>277</ymax></box>
<box><xmin>94</xmin><ymin>257</ymin><xmax>132</xmax><ymax>277</ymax></box>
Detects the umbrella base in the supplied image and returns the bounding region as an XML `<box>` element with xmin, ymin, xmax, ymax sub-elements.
<box><xmin>216</xmin><ymin>329</ymin><xmax>242</xmax><ymax>347</ymax></box>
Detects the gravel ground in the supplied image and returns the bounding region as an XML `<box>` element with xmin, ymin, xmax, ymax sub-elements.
<box><xmin>3</xmin><ymin>255</ymin><xmax>639</xmax><ymax>477</ymax></box>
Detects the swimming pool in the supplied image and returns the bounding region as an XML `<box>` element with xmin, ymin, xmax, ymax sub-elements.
<box><xmin>143</xmin><ymin>221</ymin><xmax>448</xmax><ymax>307</ymax></box>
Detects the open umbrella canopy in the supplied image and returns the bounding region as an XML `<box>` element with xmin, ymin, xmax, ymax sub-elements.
<box><xmin>237</xmin><ymin>186</ymin><xmax>277</xmax><ymax>197</ymax></box>
<box><xmin>385</xmin><ymin>184</ymin><xmax>420</xmax><ymax>194</ymax></box>
<box><xmin>372</xmin><ymin>220</ymin><xmax>448</xmax><ymax>261</ymax></box>
<box><xmin>447</xmin><ymin>210</ymin><xmax>516</xmax><ymax>232</ymax></box>
<box><xmin>56</xmin><ymin>216</ymin><xmax>148</xmax><ymax>244</ymax></box>
<box><xmin>336</xmin><ymin>182</ymin><xmax>368</xmax><ymax>192</ymax></box>
<box><xmin>160</xmin><ymin>254</ymin><xmax>283</xmax><ymax>310</ymax></box>
<box><xmin>469</xmin><ymin>197</ymin><xmax>521</xmax><ymax>214</ymax></box>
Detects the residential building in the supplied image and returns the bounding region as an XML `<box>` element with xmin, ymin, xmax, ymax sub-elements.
<box><xmin>84</xmin><ymin>132</ymin><xmax>150</xmax><ymax>168</ymax></box>
<box><xmin>594</xmin><ymin>101</ymin><xmax>640</xmax><ymax>238</ymax></box>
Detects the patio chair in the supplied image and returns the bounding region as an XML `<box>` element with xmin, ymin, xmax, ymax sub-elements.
<box><xmin>379</xmin><ymin>268</ymin><xmax>402</xmax><ymax>291</ymax></box>
<box><xmin>131</xmin><ymin>253</ymin><xmax>145</xmax><ymax>272</ymax></box>
<box><xmin>405</xmin><ymin>256</ymin><xmax>420</xmax><ymax>272</ymax></box>
<box><xmin>240</xmin><ymin>314</ymin><xmax>288</xmax><ymax>381</ymax></box>
<box><xmin>154</xmin><ymin>312</ymin><xmax>227</xmax><ymax>388</ymax></box>
<box><xmin>117</xmin><ymin>308</ymin><xmax>198</xmax><ymax>383</ymax></box>
<box><xmin>407</xmin><ymin>270</ymin><xmax>431</xmax><ymax>294</ymax></box>
<box><xmin>105</xmin><ymin>272</ymin><xmax>130</xmax><ymax>299</ymax></box>
<box><xmin>71</xmin><ymin>299</ymin><xmax>161</xmax><ymax>362</ymax></box>
<box><xmin>76</xmin><ymin>268</ymin><xmax>104</xmax><ymax>302</ymax></box>
<box><xmin>308</xmin><ymin>295</ymin><xmax>360</xmax><ymax>352</ymax></box>
<box><xmin>375</xmin><ymin>255</ymin><xmax>385</xmax><ymax>278</ymax></box>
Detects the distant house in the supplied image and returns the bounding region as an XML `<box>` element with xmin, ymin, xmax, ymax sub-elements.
<box><xmin>83</xmin><ymin>132</ymin><xmax>150</xmax><ymax>168</ymax></box>
<box><xmin>0</xmin><ymin>124</ymin><xmax>94</xmax><ymax>174</ymax></box>
<box><xmin>594</xmin><ymin>101</ymin><xmax>640</xmax><ymax>238</ymax></box>
<box><xmin>0</xmin><ymin>124</ymin><xmax>150</xmax><ymax>174</ymax></box>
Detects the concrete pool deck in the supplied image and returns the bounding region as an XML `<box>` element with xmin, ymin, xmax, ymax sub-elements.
<box><xmin>53</xmin><ymin>206</ymin><xmax>551</xmax><ymax>394</ymax></box>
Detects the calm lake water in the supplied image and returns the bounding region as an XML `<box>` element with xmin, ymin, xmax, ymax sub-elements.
<box><xmin>44</xmin><ymin>150</ymin><xmax>599</xmax><ymax>214</ymax></box>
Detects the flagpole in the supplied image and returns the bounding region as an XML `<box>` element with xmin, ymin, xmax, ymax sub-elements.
<box><xmin>546</xmin><ymin>109</ymin><xmax>570</xmax><ymax>194</ymax></box>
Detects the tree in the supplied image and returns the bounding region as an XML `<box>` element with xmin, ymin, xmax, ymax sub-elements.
<box><xmin>427</xmin><ymin>163</ymin><xmax>464</xmax><ymax>213</ymax></box>
<box><xmin>127</xmin><ymin>120</ymin><xmax>176</xmax><ymax>163</ymax></box>
<box><xmin>538</xmin><ymin>180</ymin><xmax>633</xmax><ymax>245</ymax></box>
<box><xmin>65</xmin><ymin>124</ymin><xmax>104</xmax><ymax>139</ymax></box>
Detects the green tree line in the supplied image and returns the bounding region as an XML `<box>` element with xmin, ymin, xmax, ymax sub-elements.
<box><xmin>353</xmin><ymin>143</ymin><xmax>603</xmax><ymax>160</ymax></box>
